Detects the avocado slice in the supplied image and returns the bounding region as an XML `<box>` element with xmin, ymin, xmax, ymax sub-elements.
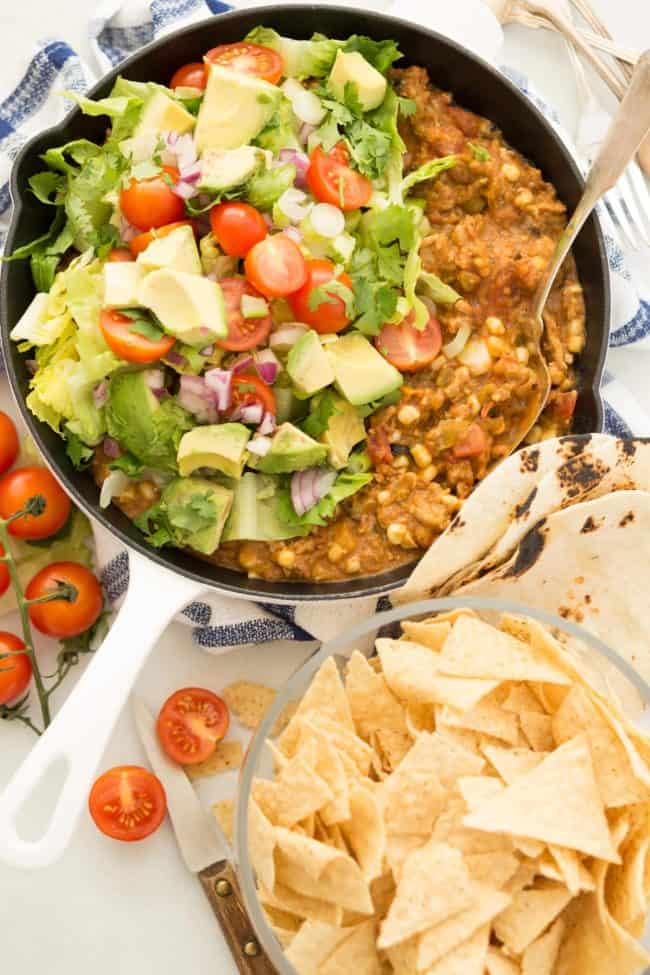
<box><xmin>222</xmin><ymin>472</ymin><xmax>303</xmax><ymax>542</ymax></box>
<box><xmin>160</xmin><ymin>477</ymin><xmax>233</xmax><ymax>555</ymax></box>
<box><xmin>136</xmin><ymin>225</ymin><xmax>201</xmax><ymax>276</ymax></box>
<box><xmin>250</xmin><ymin>422</ymin><xmax>328</xmax><ymax>474</ymax></box>
<box><xmin>287</xmin><ymin>330</ymin><xmax>336</xmax><ymax>397</ymax></box>
<box><xmin>194</xmin><ymin>64</ymin><xmax>282</xmax><ymax>153</ymax></box>
<box><xmin>177</xmin><ymin>423</ymin><xmax>251</xmax><ymax>479</ymax></box>
<box><xmin>138</xmin><ymin>269</ymin><xmax>227</xmax><ymax>346</ymax></box>
<box><xmin>134</xmin><ymin>91</ymin><xmax>196</xmax><ymax>137</ymax></box>
<box><xmin>106</xmin><ymin>370</ymin><xmax>192</xmax><ymax>473</ymax></box>
<box><xmin>198</xmin><ymin>146</ymin><xmax>266</xmax><ymax>193</ymax></box>
<box><xmin>320</xmin><ymin>395</ymin><xmax>366</xmax><ymax>469</ymax></box>
<box><xmin>328</xmin><ymin>51</ymin><xmax>387</xmax><ymax>112</ymax></box>
<box><xmin>103</xmin><ymin>262</ymin><xmax>146</xmax><ymax>308</ymax></box>
<box><xmin>327</xmin><ymin>333</ymin><xmax>403</xmax><ymax>406</ymax></box>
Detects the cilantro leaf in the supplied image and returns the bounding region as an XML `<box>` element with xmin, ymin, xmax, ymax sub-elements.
<box><xmin>398</xmin><ymin>97</ymin><xmax>416</xmax><ymax>117</ymax></box>
<box><xmin>65</xmin><ymin>431</ymin><xmax>94</xmax><ymax>469</ymax></box>
<box><xmin>135</xmin><ymin>487</ymin><xmax>219</xmax><ymax>549</ymax></box>
<box><xmin>29</xmin><ymin>171</ymin><xmax>65</xmax><ymax>205</ymax></box>
<box><xmin>120</xmin><ymin>308</ymin><xmax>166</xmax><ymax>341</ymax></box>
<box><xmin>300</xmin><ymin>390</ymin><xmax>342</xmax><ymax>438</ymax></box>
<box><xmin>342</xmin><ymin>36</ymin><xmax>402</xmax><ymax>74</ymax></box>
<box><xmin>356</xmin><ymin>388</ymin><xmax>402</xmax><ymax>418</ymax></box>
<box><xmin>307</xmin><ymin>278</ymin><xmax>356</xmax><ymax>318</ymax></box>
<box><xmin>108</xmin><ymin>452</ymin><xmax>144</xmax><ymax>477</ymax></box>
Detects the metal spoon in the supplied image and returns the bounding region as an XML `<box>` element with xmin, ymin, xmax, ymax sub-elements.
<box><xmin>513</xmin><ymin>49</ymin><xmax>650</xmax><ymax>451</ymax></box>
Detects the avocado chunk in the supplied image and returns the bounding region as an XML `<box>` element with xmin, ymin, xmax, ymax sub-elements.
<box><xmin>251</xmin><ymin>422</ymin><xmax>328</xmax><ymax>474</ymax></box>
<box><xmin>177</xmin><ymin>423</ymin><xmax>251</xmax><ymax>479</ymax></box>
<box><xmin>198</xmin><ymin>146</ymin><xmax>266</xmax><ymax>193</ymax></box>
<box><xmin>103</xmin><ymin>262</ymin><xmax>146</xmax><ymax>308</ymax></box>
<box><xmin>328</xmin><ymin>51</ymin><xmax>387</xmax><ymax>112</ymax></box>
<box><xmin>136</xmin><ymin>225</ymin><xmax>201</xmax><ymax>275</ymax></box>
<box><xmin>328</xmin><ymin>333</ymin><xmax>402</xmax><ymax>406</ymax></box>
<box><xmin>287</xmin><ymin>330</ymin><xmax>336</xmax><ymax>397</ymax></box>
<box><xmin>194</xmin><ymin>64</ymin><xmax>281</xmax><ymax>153</ymax></box>
<box><xmin>134</xmin><ymin>90</ymin><xmax>196</xmax><ymax>137</ymax></box>
<box><xmin>138</xmin><ymin>269</ymin><xmax>227</xmax><ymax>346</ymax></box>
<box><xmin>274</xmin><ymin>385</ymin><xmax>308</xmax><ymax>424</ymax></box>
<box><xmin>222</xmin><ymin>472</ymin><xmax>302</xmax><ymax>542</ymax></box>
<box><xmin>320</xmin><ymin>395</ymin><xmax>366</xmax><ymax>469</ymax></box>
<box><xmin>106</xmin><ymin>370</ymin><xmax>192</xmax><ymax>473</ymax></box>
<box><xmin>159</xmin><ymin>477</ymin><xmax>233</xmax><ymax>555</ymax></box>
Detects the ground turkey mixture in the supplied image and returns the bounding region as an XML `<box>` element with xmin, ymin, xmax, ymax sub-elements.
<box><xmin>99</xmin><ymin>65</ymin><xmax>586</xmax><ymax>583</ymax></box>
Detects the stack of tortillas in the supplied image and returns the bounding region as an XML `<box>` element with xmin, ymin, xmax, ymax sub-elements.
<box><xmin>397</xmin><ymin>434</ymin><xmax>650</xmax><ymax>700</ymax></box>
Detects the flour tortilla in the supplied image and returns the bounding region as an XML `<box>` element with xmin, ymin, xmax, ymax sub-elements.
<box><xmin>394</xmin><ymin>434</ymin><xmax>609</xmax><ymax>604</ymax></box>
<box><xmin>458</xmin><ymin>490</ymin><xmax>650</xmax><ymax>690</ymax></box>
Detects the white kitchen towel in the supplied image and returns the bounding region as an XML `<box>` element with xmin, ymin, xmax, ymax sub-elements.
<box><xmin>1</xmin><ymin>0</ymin><xmax>649</xmax><ymax>652</ymax></box>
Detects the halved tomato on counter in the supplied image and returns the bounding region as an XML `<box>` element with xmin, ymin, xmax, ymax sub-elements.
<box><xmin>204</xmin><ymin>42</ymin><xmax>284</xmax><ymax>85</ymax></box>
<box><xmin>288</xmin><ymin>259</ymin><xmax>353</xmax><ymax>334</ymax></box>
<box><xmin>307</xmin><ymin>143</ymin><xmax>373</xmax><ymax>211</ymax></box>
<box><xmin>120</xmin><ymin>166</ymin><xmax>185</xmax><ymax>232</ymax></box>
<box><xmin>89</xmin><ymin>766</ymin><xmax>167</xmax><ymax>842</ymax></box>
<box><xmin>157</xmin><ymin>687</ymin><xmax>230</xmax><ymax>765</ymax></box>
<box><xmin>100</xmin><ymin>309</ymin><xmax>176</xmax><ymax>364</ymax></box>
<box><xmin>375</xmin><ymin>310</ymin><xmax>442</xmax><ymax>372</ymax></box>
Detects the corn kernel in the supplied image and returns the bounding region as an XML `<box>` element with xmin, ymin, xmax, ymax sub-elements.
<box><xmin>276</xmin><ymin>548</ymin><xmax>295</xmax><ymax>569</ymax></box>
<box><xmin>398</xmin><ymin>404</ymin><xmax>420</xmax><ymax>425</ymax></box>
<box><xmin>328</xmin><ymin>543</ymin><xmax>345</xmax><ymax>564</ymax></box>
<box><xmin>377</xmin><ymin>490</ymin><xmax>391</xmax><ymax>505</ymax></box>
<box><xmin>441</xmin><ymin>493</ymin><xmax>462</xmax><ymax>511</ymax></box>
<box><xmin>516</xmin><ymin>346</ymin><xmax>530</xmax><ymax>364</ymax></box>
<box><xmin>139</xmin><ymin>481</ymin><xmax>157</xmax><ymax>502</ymax></box>
<box><xmin>485</xmin><ymin>316</ymin><xmax>505</xmax><ymax>335</ymax></box>
<box><xmin>526</xmin><ymin>424</ymin><xmax>543</xmax><ymax>444</ymax></box>
<box><xmin>392</xmin><ymin>454</ymin><xmax>410</xmax><ymax>469</ymax></box>
<box><xmin>486</xmin><ymin>335</ymin><xmax>510</xmax><ymax>357</ymax></box>
<box><xmin>515</xmin><ymin>189</ymin><xmax>533</xmax><ymax>208</ymax></box>
<box><xmin>568</xmin><ymin>334</ymin><xmax>584</xmax><ymax>353</ymax></box>
<box><xmin>345</xmin><ymin>556</ymin><xmax>361</xmax><ymax>574</ymax></box>
<box><xmin>421</xmin><ymin>465</ymin><xmax>437</xmax><ymax>482</ymax></box>
<box><xmin>568</xmin><ymin>318</ymin><xmax>584</xmax><ymax>335</ymax></box>
<box><xmin>387</xmin><ymin>522</ymin><xmax>406</xmax><ymax>545</ymax></box>
<box><xmin>502</xmin><ymin>163</ymin><xmax>520</xmax><ymax>182</ymax></box>
<box><xmin>411</xmin><ymin>444</ymin><xmax>432</xmax><ymax>469</ymax></box>
<box><xmin>239</xmin><ymin>546</ymin><xmax>258</xmax><ymax>570</ymax></box>
<box><xmin>531</xmin><ymin>255</ymin><xmax>547</xmax><ymax>271</ymax></box>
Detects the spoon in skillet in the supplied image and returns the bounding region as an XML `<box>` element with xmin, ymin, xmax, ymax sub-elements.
<box><xmin>512</xmin><ymin>48</ymin><xmax>650</xmax><ymax>452</ymax></box>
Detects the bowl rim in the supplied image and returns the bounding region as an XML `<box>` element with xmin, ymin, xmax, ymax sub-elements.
<box><xmin>234</xmin><ymin>595</ymin><xmax>650</xmax><ymax>973</ymax></box>
<box><xmin>0</xmin><ymin>5</ymin><xmax>610</xmax><ymax>602</ymax></box>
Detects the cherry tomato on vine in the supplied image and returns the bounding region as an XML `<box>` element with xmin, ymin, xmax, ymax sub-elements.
<box><xmin>120</xmin><ymin>166</ymin><xmax>185</xmax><ymax>231</ymax></box>
<box><xmin>89</xmin><ymin>766</ymin><xmax>167</xmax><ymax>842</ymax></box>
<box><xmin>0</xmin><ymin>632</ymin><xmax>31</xmax><ymax>705</ymax></box>
<box><xmin>204</xmin><ymin>42</ymin><xmax>284</xmax><ymax>85</ymax></box>
<box><xmin>307</xmin><ymin>143</ymin><xmax>372</xmax><ymax>211</ymax></box>
<box><xmin>228</xmin><ymin>373</ymin><xmax>277</xmax><ymax>418</ymax></box>
<box><xmin>288</xmin><ymin>259</ymin><xmax>353</xmax><ymax>334</ymax></box>
<box><xmin>210</xmin><ymin>202</ymin><xmax>267</xmax><ymax>258</ymax></box>
<box><xmin>375</xmin><ymin>310</ymin><xmax>442</xmax><ymax>372</ymax></box>
<box><xmin>26</xmin><ymin>561</ymin><xmax>103</xmax><ymax>639</ymax></box>
<box><xmin>128</xmin><ymin>220</ymin><xmax>195</xmax><ymax>257</ymax></box>
<box><xmin>100</xmin><ymin>309</ymin><xmax>175</xmax><ymax>365</ymax></box>
<box><xmin>245</xmin><ymin>234</ymin><xmax>307</xmax><ymax>298</ymax></box>
<box><xmin>106</xmin><ymin>247</ymin><xmax>134</xmax><ymax>262</ymax></box>
<box><xmin>216</xmin><ymin>277</ymin><xmax>273</xmax><ymax>352</ymax></box>
<box><xmin>170</xmin><ymin>62</ymin><xmax>207</xmax><ymax>90</ymax></box>
<box><xmin>0</xmin><ymin>466</ymin><xmax>71</xmax><ymax>540</ymax></box>
<box><xmin>0</xmin><ymin>411</ymin><xmax>19</xmax><ymax>475</ymax></box>
<box><xmin>157</xmin><ymin>687</ymin><xmax>230</xmax><ymax>765</ymax></box>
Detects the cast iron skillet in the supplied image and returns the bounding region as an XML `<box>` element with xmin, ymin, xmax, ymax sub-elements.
<box><xmin>0</xmin><ymin>5</ymin><xmax>609</xmax><ymax>603</ymax></box>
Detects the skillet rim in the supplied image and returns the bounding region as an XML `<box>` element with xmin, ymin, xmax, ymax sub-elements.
<box><xmin>0</xmin><ymin>4</ymin><xmax>610</xmax><ymax>602</ymax></box>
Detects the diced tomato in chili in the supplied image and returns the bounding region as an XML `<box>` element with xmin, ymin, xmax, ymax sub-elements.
<box><xmin>367</xmin><ymin>427</ymin><xmax>393</xmax><ymax>466</ymax></box>
<box><xmin>453</xmin><ymin>423</ymin><xmax>488</xmax><ymax>459</ymax></box>
<box><xmin>549</xmin><ymin>390</ymin><xmax>578</xmax><ymax>421</ymax></box>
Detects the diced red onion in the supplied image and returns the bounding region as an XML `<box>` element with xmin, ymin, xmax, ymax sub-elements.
<box><xmin>118</xmin><ymin>216</ymin><xmax>139</xmax><ymax>242</ymax></box>
<box><xmin>93</xmin><ymin>380</ymin><xmax>108</xmax><ymax>407</ymax></box>
<box><xmin>254</xmin><ymin>348</ymin><xmax>281</xmax><ymax>385</ymax></box>
<box><xmin>172</xmin><ymin>179</ymin><xmax>199</xmax><ymax>200</ymax></box>
<box><xmin>152</xmin><ymin>387</ymin><xmax>169</xmax><ymax>400</ymax></box>
<box><xmin>247</xmin><ymin>435</ymin><xmax>272</xmax><ymax>457</ymax></box>
<box><xmin>204</xmin><ymin>367</ymin><xmax>233</xmax><ymax>411</ymax></box>
<box><xmin>291</xmin><ymin>466</ymin><xmax>337</xmax><ymax>516</ymax></box>
<box><xmin>103</xmin><ymin>437</ymin><xmax>121</xmax><ymax>459</ymax></box>
<box><xmin>166</xmin><ymin>349</ymin><xmax>187</xmax><ymax>367</ymax></box>
<box><xmin>204</xmin><ymin>269</ymin><xmax>218</xmax><ymax>282</ymax></box>
<box><xmin>279</xmin><ymin>148</ymin><xmax>310</xmax><ymax>189</ymax></box>
<box><xmin>178</xmin><ymin>375</ymin><xmax>219</xmax><ymax>422</ymax></box>
<box><xmin>269</xmin><ymin>323</ymin><xmax>308</xmax><ymax>351</ymax></box>
<box><xmin>230</xmin><ymin>402</ymin><xmax>264</xmax><ymax>425</ymax></box>
<box><xmin>200</xmin><ymin>344</ymin><xmax>214</xmax><ymax>356</ymax></box>
<box><xmin>145</xmin><ymin>369</ymin><xmax>165</xmax><ymax>390</ymax></box>
<box><xmin>299</xmin><ymin>123</ymin><xmax>317</xmax><ymax>147</ymax></box>
<box><xmin>258</xmin><ymin>411</ymin><xmax>277</xmax><ymax>436</ymax></box>
<box><xmin>230</xmin><ymin>354</ymin><xmax>254</xmax><ymax>374</ymax></box>
<box><xmin>181</xmin><ymin>162</ymin><xmax>202</xmax><ymax>184</ymax></box>
<box><xmin>262</xmin><ymin>211</ymin><xmax>273</xmax><ymax>228</ymax></box>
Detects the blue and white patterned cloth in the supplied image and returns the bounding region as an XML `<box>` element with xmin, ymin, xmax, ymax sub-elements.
<box><xmin>1</xmin><ymin>0</ymin><xmax>649</xmax><ymax>652</ymax></box>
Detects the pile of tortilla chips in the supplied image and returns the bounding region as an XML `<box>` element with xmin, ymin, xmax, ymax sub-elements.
<box><xmin>249</xmin><ymin>609</ymin><xmax>650</xmax><ymax>974</ymax></box>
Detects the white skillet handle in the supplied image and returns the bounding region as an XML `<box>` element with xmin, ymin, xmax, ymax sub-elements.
<box><xmin>0</xmin><ymin>550</ymin><xmax>204</xmax><ymax>870</ymax></box>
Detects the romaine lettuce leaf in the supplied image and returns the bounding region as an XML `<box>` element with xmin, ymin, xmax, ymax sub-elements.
<box><xmin>401</xmin><ymin>155</ymin><xmax>456</xmax><ymax>197</ymax></box>
<box><xmin>246</xmin><ymin>28</ymin><xmax>341</xmax><ymax>79</ymax></box>
<box><xmin>246</xmin><ymin>162</ymin><xmax>296</xmax><ymax>210</ymax></box>
<box><xmin>277</xmin><ymin>470</ymin><xmax>372</xmax><ymax>529</ymax></box>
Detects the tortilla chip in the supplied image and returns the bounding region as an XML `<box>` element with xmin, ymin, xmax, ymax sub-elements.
<box><xmin>433</xmin><ymin>799</ymin><xmax>515</xmax><ymax>857</ymax></box>
<box><xmin>438</xmin><ymin>616</ymin><xmax>572</xmax><ymax>685</ymax></box>
<box><xmin>284</xmin><ymin>920</ymin><xmax>350</xmax><ymax>975</ymax></box>
<box><xmin>458</xmin><ymin>776</ymin><xmax>505</xmax><ymax>809</ymax></box>
<box><xmin>259</xmin><ymin>883</ymin><xmax>341</xmax><ymax>925</ymax></box>
<box><xmin>521</xmin><ymin>916</ymin><xmax>566</xmax><ymax>975</ymax></box>
<box><xmin>482</xmin><ymin>744</ymin><xmax>547</xmax><ymax>784</ymax></box>
<box><xmin>380</xmin><ymin>767</ymin><xmax>445</xmax><ymax>834</ymax></box>
<box><xmin>493</xmin><ymin>879</ymin><xmax>573</xmax><ymax>954</ymax></box>
<box><xmin>373</xmin><ymin>727</ymin><xmax>413</xmax><ymax>771</ymax></box>
<box><xmin>300</xmin><ymin>734</ymin><xmax>350</xmax><ymax>827</ymax></box>
<box><xmin>440</xmin><ymin>702</ymin><xmax>520</xmax><ymax>746</ymax></box>
<box><xmin>370</xmin><ymin>872</ymin><xmax>396</xmax><ymax>918</ymax></box>
<box><xmin>385</xmin><ymin>834</ymin><xmax>429</xmax><ymax>883</ymax></box>
<box><xmin>548</xmin><ymin>845</ymin><xmax>595</xmax><ymax>895</ymax></box>
<box><xmin>212</xmin><ymin>799</ymin><xmax>234</xmax><ymax>844</ymax></box>
<box><xmin>418</xmin><ymin>882</ymin><xmax>512</xmax><ymax>969</ymax></box>
<box><xmin>485</xmin><ymin>947</ymin><xmax>521</xmax><ymax>975</ymax></box>
<box><xmin>263</xmin><ymin>904</ymin><xmax>302</xmax><ymax>933</ymax></box>
<box><xmin>401</xmin><ymin>619</ymin><xmax>452</xmax><ymax>651</ymax></box>
<box><xmin>605</xmin><ymin>810</ymin><xmax>650</xmax><ymax>931</ymax></box>
<box><xmin>519</xmin><ymin>711</ymin><xmax>555</xmax><ymax>752</ymax></box>
<box><xmin>406</xmin><ymin>702</ymin><xmax>436</xmax><ymax>736</ymax></box>
<box><xmin>514</xmin><ymin>837</ymin><xmax>545</xmax><ymax>858</ymax></box>
<box><xmin>280</xmin><ymin>658</ymin><xmax>355</xmax><ymax>754</ymax></box>
<box><xmin>222</xmin><ymin>680</ymin><xmax>276</xmax><ymax>729</ymax></box>
<box><xmin>272</xmin><ymin>700</ymin><xmax>299</xmax><ymax>738</ymax></box>
<box><xmin>503</xmin><ymin>861</ymin><xmax>539</xmax><ymax>896</ymax></box>
<box><xmin>184</xmin><ymin>739</ymin><xmax>243</xmax><ymax>780</ymax></box>
<box><xmin>252</xmin><ymin>750</ymin><xmax>333</xmax><ymax>828</ymax></box>
<box><xmin>555</xmin><ymin>887</ymin><xmax>650</xmax><ymax>975</ymax></box>
<box><xmin>425</xmin><ymin>924</ymin><xmax>490</xmax><ymax>975</ymax></box>
<box><xmin>275</xmin><ymin>827</ymin><xmax>373</xmax><ymax>915</ymax></box>
<box><xmin>464</xmin><ymin>851</ymin><xmax>520</xmax><ymax>888</ymax></box>
<box><xmin>345</xmin><ymin>651</ymin><xmax>409</xmax><ymax>742</ymax></box>
<box><xmin>341</xmin><ymin>785</ymin><xmax>386</xmax><ymax>883</ymax></box>
<box><xmin>502</xmin><ymin>683</ymin><xmax>545</xmax><ymax>714</ymax></box>
<box><xmin>399</xmin><ymin>731</ymin><xmax>484</xmax><ymax>789</ymax></box>
<box><xmin>285</xmin><ymin>713</ymin><xmax>374</xmax><ymax>775</ymax></box>
<box><xmin>463</xmin><ymin>735</ymin><xmax>620</xmax><ymax>862</ymax></box>
<box><xmin>249</xmin><ymin>799</ymin><xmax>276</xmax><ymax>892</ymax></box>
<box><xmin>553</xmin><ymin>685</ymin><xmax>650</xmax><ymax>808</ymax></box>
<box><xmin>377</xmin><ymin>841</ymin><xmax>474</xmax><ymax>949</ymax></box>
<box><xmin>320</xmin><ymin>920</ymin><xmax>382</xmax><ymax>975</ymax></box>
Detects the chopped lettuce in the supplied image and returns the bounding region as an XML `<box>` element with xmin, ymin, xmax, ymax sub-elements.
<box><xmin>246</xmin><ymin>28</ymin><xmax>341</xmax><ymax>79</ymax></box>
<box><xmin>199</xmin><ymin>234</ymin><xmax>238</xmax><ymax>279</ymax></box>
<box><xmin>277</xmin><ymin>470</ymin><xmax>373</xmax><ymax>530</ymax></box>
<box><xmin>246</xmin><ymin>162</ymin><xmax>296</xmax><ymax>210</ymax></box>
<box><xmin>255</xmin><ymin>95</ymin><xmax>302</xmax><ymax>154</ymax></box>
<box><xmin>341</xmin><ymin>35</ymin><xmax>402</xmax><ymax>74</ymax></box>
<box><xmin>300</xmin><ymin>390</ymin><xmax>343</xmax><ymax>439</ymax></box>
<box><xmin>419</xmin><ymin>270</ymin><xmax>462</xmax><ymax>305</ymax></box>
<box><xmin>401</xmin><ymin>155</ymin><xmax>456</xmax><ymax>197</ymax></box>
<box><xmin>135</xmin><ymin>487</ymin><xmax>220</xmax><ymax>549</ymax></box>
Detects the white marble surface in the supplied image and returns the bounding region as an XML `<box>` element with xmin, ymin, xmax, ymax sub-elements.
<box><xmin>1</xmin><ymin>2</ymin><xmax>650</xmax><ymax>973</ymax></box>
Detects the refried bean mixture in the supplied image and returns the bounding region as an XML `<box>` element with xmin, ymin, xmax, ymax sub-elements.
<box><xmin>98</xmin><ymin>65</ymin><xmax>586</xmax><ymax>583</ymax></box>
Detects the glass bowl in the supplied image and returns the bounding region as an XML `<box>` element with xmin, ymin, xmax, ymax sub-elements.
<box><xmin>234</xmin><ymin>596</ymin><xmax>650</xmax><ymax>975</ymax></box>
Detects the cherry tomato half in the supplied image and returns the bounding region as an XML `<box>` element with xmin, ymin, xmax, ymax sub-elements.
<box><xmin>0</xmin><ymin>632</ymin><xmax>32</xmax><ymax>705</ymax></box>
<box><xmin>120</xmin><ymin>166</ymin><xmax>185</xmax><ymax>232</ymax></box>
<box><xmin>204</xmin><ymin>42</ymin><xmax>284</xmax><ymax>85</ymax></box>
<box><xmin>307</xmin><ymin>143</ymin><xmax>373</xmax><ymax>212</ymax></box>
<box><xmin>216</xmin><ymin>277</ymin><xmax>273</xmax><ymax>352</ymax></box>
<box><xmin>210</xmin><ymin>202</ymin><xmax>267</xmax><ymax>258</ymax></box>
<box><xmin>245</xmin><ymin>234</ymin><xmax>307</xmax><ymax>298</ymax></box>
<box><xmin>229</xmin><ymin>373</ymin><xmax>277</xmax><ymax>418</ymax></box>
<box><xmin>157</xmin><ymin>687</ymin><xmax>230</xmax><ymax>765</ymax></box>
<box><xmin>106</xmin><ymin>247</ymin><xmax>134</xmax><ymax>263</ymax></box>
<box><xmin>26</xmin><ymin>561</ymin><xmax>103</xmax><ymax>639</ymax></box>
<box><xmin>0</xmin><ymin>411</ymin><xmax>19</xmax><ymax>475</ymax></box>
<box><xmin>375</xmin><ymin>310</ymin><xmax>442</xmax><ymax>372</ymax></box>
<box><xmin>0</xmin><ymin>466</ymin><xmax>71</xmax><ymax>540</ymax></box>
<box><xmin>128</xmin><ymin>220</ymin><xmax>195</xmax><ymax>257</ymax></box>
<box><xmin>89</xmin><ymin>766</ymin><xmax>167</xmax><ymax>842</ymax></box>
<box><xmin>100</xmin><ymin>309</ymin><xmax>176</xmax><ymax>365</ymax></box>
<box><xmin>288</xmin><ymin>259</ymin><xmax>353</xmax><ymax>334</ymax></box>
<box><xmin>170</xmin><ymin>61</ymin><xmax>207</xmax><ymax>90</ymax></box>
<box><xmin>453</xmin><ymin>423</ymin><xmax>488</xmax><ymax>459</ymax></box>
